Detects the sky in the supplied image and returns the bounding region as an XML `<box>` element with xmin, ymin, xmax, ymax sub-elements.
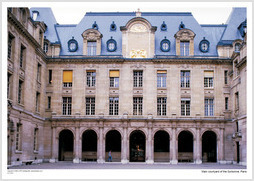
<box><xmin>25</xmin><ymin>2</ymin><xmax>248</xmax><ymax>25</ymax></box>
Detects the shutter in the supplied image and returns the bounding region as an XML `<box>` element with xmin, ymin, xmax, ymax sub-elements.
<box><xmin>63</xmin><ymin>70</ymin><xmax>73</xmax><ymax>83</ymax></box>
<box><xmin>204</xmin><ymin>71</ymin><xmax>214</xmax><ymax>77</ymax></box>
<box><xmin>157</xmin><ymin>70</ymin><xmax>167</xmax><ymax>74</ymax></box>
<box><xmin>109</xmin><ymin>70</ymin><xmax>120</xmax><ymax>77</ymax></box>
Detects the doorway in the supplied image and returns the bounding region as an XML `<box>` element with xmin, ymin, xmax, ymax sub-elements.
<box><xmin>129</xmin><ymin>130</ymin><xmax>146</xmax><ymax>162</ymax></box>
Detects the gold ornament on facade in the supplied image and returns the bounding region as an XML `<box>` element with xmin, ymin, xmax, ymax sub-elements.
<box><xmin>130</xmin><ymin>49</ymin><xmax>147</xmax><ymax>58</ymax></box>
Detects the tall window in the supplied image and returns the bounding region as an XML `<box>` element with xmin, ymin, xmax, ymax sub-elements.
<box><xmin>180</xmin><ymin>41</ymin><xmax>189</xmax><ymax>56</ymax></box>
<box><xmin>109</xmin><ymin>97</ymin><xmax>119</xmax><ymax>115</ymax></box>
<box><xmin>20</xmin><ymin>45</ymin><xmax>26</xmax><ymax>69</ymax></box>
<box><xmin>86</xmin><ymin>97</ymin><xmax>95</xmax><ymax>115</ymax></box>
<box><xmin>133</xmin><ymin>97</ymin><xmax>143</xmax><ymax>115</ymax></box>
<box><xmin>37</xmin><ymin>63</ymin><xmax>41</xmax><ymax>82</ymax></box>
<box><xmin>157</xmin><ymin>97</ymin><xmax>167</xmax><ymax>116</ymax></box>
<box><xmin>205</xmin><ymin>98</ymin><xmax>214</xmax><ymax>116</ymax></box>
<box><xmin>225</xmin><ymin>97</ymin><xmax>229</xmax><ymax>110</ymax></box>
<box><xmin>48</xmin><ymin>96</ymin><xmax>51</xmax><ymax>109</ymax></box>
<box><xmin>33</xmin><ymin>128</ymin><xmax>38</xmax><ymax>151</ymax></box>
<box><xmin>18</xmin><ymin>80</ymin><xmax>23</xmax><ymax>104</ymax></box>
<box><xmin>8</xmin><ymin>73</ymin><xmax>12</xmax><ymax>99</ymax></box>
<box><xmin>180</xmin><ymin>70</ymin><xmax>190</xmax><ymax>88</ymax></box>
<box><xmin>235</xmin><ymin>92</ymin><xmax>239</xmax><ymax>110</ymax></box>
<box><xmin>87</xmin><ymin>71</ymin><xmax>96</xmax><ymax>87</ymax></box>
<box><xmin>39</xmin><ymin>30</ymin><xmax>43</xmax><ymax>45</ymax></box>
<box><xmin>49</xmin><ymin>70</ymin><xmax>52</xmax><ymax>84</ymax></box>
<box><xmin>133</xmin><ymin>71</ymin><xmax>143</xmax><ymax>87</ymax></box>
<box><xmin>62</xmin><ymin>97</ymin><xmax>72</xmax><ymax>115</ymax></box>
<box><xmin>63</xmin><ymin>70</ymin><xmax>73</xmax><ymax>87</ymax></box>
<box><xmin>8</xmin><ymin>34</ymin><xmax>14</xmax><ymax>59</ymax></box>
<box><xmin>87</xmin><ymin>41</ymin><xmax>96</xmax><ymax>56</ymax></box>
<box><xmin>35</xmin><ymin>92</ymin><xmax>40</xmax><ymax>112</ymax></box>
<box><xmin>43</xmin><ymin>42</ymin><xmax>48</xmax><ymax>53</ymax></box>
<box><xmin>16</xmin><ymin>123</ymin><xmax>22</xmax><ymax>151</ymax></box>
<box><xmin>204</xmin><ymin>71</ymin><xmax>214</xmax><ymax>88</ymax></box>
<box><xmin>181</xmin><ymin>98</ymin><xmax>190</xmax><ymax>116</ymax></box>
<box><xmin>224</xmin><ymin>70</ymin><xmax>228</xmax><ymax>85</ymax></box>
<box><xmin>157</xmin><ymin>70</ymin><xmax>166</xmax><ymax>88</ymax></box>
<box><xmin>109</xmin><ymin>70</ymin><xmax>119</xmax><ymax>88</ymax></box>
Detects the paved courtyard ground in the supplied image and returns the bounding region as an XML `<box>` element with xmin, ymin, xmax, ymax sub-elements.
<box><xmin>9</xmin><ymin>161</ymin><xmax>247</xmax><ymax>169</ymax></box>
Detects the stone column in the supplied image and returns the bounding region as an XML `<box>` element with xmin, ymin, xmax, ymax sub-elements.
<box><xmin>73</xmin><ymin>126</ymin><xmax>81</xmax><ymax>163</ymax></box>
<box><xmin>171</xmin><ymin>127</ymin><xmax>178</xmax><ymax>164</ymax></box>
<box><xmin>121</xmin><ymin>126</ymin><xmax>128</xmax><ymax>163</ymax></box>
<box><xmin>195</xmin><ymin>128</ymin><xmax>202</xmax><ymax>164</ymax></box>
<box><xmin>49</xmin><ymin>126</ymin><xmax>57</xmax><ymax>163</ymax></box>
<box><xmin>97</xmin><ymin>126</ymin><xmax>104</xmax><ymax>163</ymax></box>
<box><xmin>218</xmin><ymin>127</ymin><xmax>225</xmax><ymax>164</ymax></box>
<box><xmin>146</xmin><ymin>127</ymin><xmax>153</xmax><ymax>164</ymax></box>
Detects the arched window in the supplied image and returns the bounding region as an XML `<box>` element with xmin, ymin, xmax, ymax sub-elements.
<box><xmin>107</xmin><ymin>37</ymin><xmax>117</xmax><ymax>52</ymax></box>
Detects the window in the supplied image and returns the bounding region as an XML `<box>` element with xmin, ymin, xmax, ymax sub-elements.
<box><xmin>35</xmin><ymin>92</ymin><xmax>40</xmax><ymax>112</ymax></box>
<box><xmin>157</xmin><ymin>70</ymin><xmax>166</xmax><ymax>88</ymax></box>
<box><xmin>107</xmin><ymin>38</ymin><xmax>117</xmax><ymax>52</ymax></box>
<box><xmin>205</xmin><ymin>98</ymin><xmax>214</xmax><ymax>116</ymax></box>
<box><xmin>33</xmin><ymin>128</ymin><xmax>38</xmax><ymax>151</ymax></box>
<box><xmin>8</xmin><ymin>34</ymin><xmax>14</xmax><ymax>59</ymax></box>
<box><xmin>161</xmin><ymin>21</ymin><xmax>167</xmax><ymax>31</ymax></box>
<box><xmin>180</xmin><ymin>70</ymin><xmax>190</xmax><ymax>88</ymax></box>
<box><xmin>235</xmin><ymin>92</ymin><xmax>239</xmax><ymax>110</ymax></box>
<box><xmin>157</xmin><ymin>97</ymin><xmax>167</xmax><ymax>116</ymax></box>
<box><xmin>133</xmin><ymin>97</ymin><xmax>143</xmax><ymax>115</ymax></box>
<box><xmin>87</xmin><ymin>41</ymin><xmax>96</xmax><ymax>56</ymax></box>
<box><xmin>110</xmin><ymin>21</ymin><xmax>117</xmax><ymax>31</ymax></box>
<box><xmin>62</xmin><ymin>97</ymin><xmax>72</xmax><ymax>115</ymax></box>
<box><xmin>18</xmin><ymin>80</ymin><xmax>23</xmax><ymax>104</ymax></box>
<box><xmin>86</xmin><ymin>97</ymin><xmax>95</xmax><ymax>115</ymax></box>
<box><xmin>43</xmin><ymin>42</ymin><xmax>48</xmax><ymax>53</ymax></box>
<box><xmin>109</xmin><ymin>97</ymin><xmax>119</xmax><ymax>115</ymax></box>
<box><xmin>16</xmin><ymin>123</ymin><xmax>22</xmax><ymax>151</ymax></box>
<box><xmin>225</xmin><ymin>97</ymin><xmax>228</xmax><ymax>110</ymax></box>
<box><xmin>224</xmin><ymin>70</ymin><xmax>228</xmax><ymax>85</ymax></box>
<box><xmin>109</xmin><ymin>70</ymin><xmax>119</xmax><ymax>88</ymax></box>
<box><xmin>68</xmin><ymin>38</ymin><xmax>78</xmax><ymax>52</ymax></box>
<box><xmin>37</xmin><ymin>63</ymin><xmax>41</xmax><ymax>82</ymax></box>
<box><xmin>19</xmin><ymin>45</ymin><xmax>26</xmax><ymax>68</ymax></box>
<box><xmin>180</xmin><ymin>41</ymin><xmax>189</xmax><ymax>56</ymax></box>
<box><xmin>63</xmin><ymin>70</ymin><xmax>72</xmax><ymax>87</ymax></box>
<box><xmin>181</xmin><ymin>98</ymin><xmax>190</xmax><ymax>116</ymax></box>
<box><xmin>32</xmin><ymin>11</ymin><xmax>39</xmax><ymax>21</ymax></box>
<box><xmin>87</xmin><ymin>70</ymin><xmax>96</xmax><ymax>87</ymax></box>
<box><xmin>160</xmin><ymin>39</ymin><xmax>170</xmax><ymax>52</ymax></box>
<box><xmin>39</xmin><ymin>30</ymin><xmax>43</xmax><ymax>45</ymax></box>
<box><xmin>49</xmin><ymin>70</ymin><xmax>52</xmax><ymax>84</ymax></box>
<box><xmin>47</xmin><ymin>96</ymin><xmax>51</xmax><ymax>109</ymax></box>
<box><xmin>8</xmin><ymin>73</ymin><xmax>12</xmax><ymax>99</ymax></box>
<box><xmin>235</xmin><ymin>43</ymin><xmax>241</xmax><ymax>52</ymax></box>
<box><xmin>204</xmin><ymin>71</ymin><xmax>214</xmax><ymax>88</ymax></box>
<box><xmin>133</xmin><ymin>71</ymin><xmax>143</xmax><ymax>87</ymax></box>
<box><xmin>199</xmin><ymin>38</ymin><xmax>210</xmax><ymax>53</ymax></box>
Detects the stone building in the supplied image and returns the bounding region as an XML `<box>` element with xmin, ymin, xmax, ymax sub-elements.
<box><xmin>7</xmin><ymin>7</ymin><xmax>247</xmax><ymax>166</ymax></box>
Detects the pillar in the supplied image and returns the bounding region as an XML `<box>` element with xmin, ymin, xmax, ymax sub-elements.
<box><xmin>49</xmin><ymin>126</ymin><xmax>57</xmax><ymax>163</ymax></box>
<box><xmin>73</xmin><ymin>127</ymin><xmax>81</xmax><ymax>163</ymax></box>
<box><xmin>218</xmin><ymin>127</ymin><xmax>225</xmax><ymax>164</ymax></box>
<box><xmin>97</xmin><ymin>124</ymin><xmax>104</xmax><ymax>163</ymax></box>
<box><xmin>170</xmin><ymin>127</ymin><xmax>178</xmax><ymax>164</ymax></box>
<box><xmin>121</xmin><ymin>126</ymin><xmax>128</xmax><ymax>163</ymax></box>
<box><xmin>195</xmin><ymin>128</ymin><xmax>202</xmax><ymax>164</ymax></box>
<box><xmin>146</xmin><ymin>127</ymin><xmax>154</xmax><ymax>164</ymax></box>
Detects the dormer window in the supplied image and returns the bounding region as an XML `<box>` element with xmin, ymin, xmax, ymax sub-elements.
<box><xmin>174</xmin><ymin>29</ymin><xmax>195</xmax><ymax>56</ymax></box>
<box><xmin>92</xmin><ymin>21</ymin><xmax>98</xmax><ymax>30</ymax></box>
<box><xmin>199</xmin><ymin>37</ymin><xmax>210</xmax><ymax>53</ymax></box>
<box><xmin>32</xmin><ymin>11</ymin><xmax>39</xmax><ymax>21</ymax></box>
<box><xmin>179</xmin><ymin>21</ymin><xmax>185</xmax><ymax>30</ymax></box>
<box><xmin>68</xmin><ymin>37</ymin><xmax>78</xmax><ymax>52</ymax></box>
<box><xmin>110</xmin><ymin>21</ymin><xmax>117</xmax><ymax>31</ymax></box>
<box><xmin>235</xmin><ymin>43</ymin><xmax>241</xmax><ymax>52</ymax></box>
<box><xmin>161</xmin><ymin>21</ymin><xmax>167</xmax><ymax>31</ymax></box>
<box><xmin>107</xmin><ymin>37</ymin><xmax>117</xmax><ymax>52</ymax></box>
<box><xmin>43</xmin><ymin>42</ymin><xmax>48</xmax><ymax>53</ymax></box>
<box><xmin>82</xmin><ymin>29</ymin><xmax>102</xmax><ymax>56</ymax></box>
<box><xmin>160</xmin><ymin>37</ymin><xmax>170</xmax><ymax>52</ymax></box>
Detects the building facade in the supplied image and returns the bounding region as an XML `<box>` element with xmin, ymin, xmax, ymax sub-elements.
<box><xmin>7</xmin><ymin>7</ymin><xmax>247</xmax><ymax>166</ymax></box>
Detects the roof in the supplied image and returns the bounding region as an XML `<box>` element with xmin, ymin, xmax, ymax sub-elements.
<box><xmin>30</xmin><ymin>8</ymin><xmax>247</xmax><ymax>57</ymax></box>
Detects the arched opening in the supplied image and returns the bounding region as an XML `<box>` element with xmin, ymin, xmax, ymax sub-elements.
<box><xmin>154</xmin><ymin>130</ymin><xmax>170</xmax><ymax>162</ymax></box>
<box><xmin>129</xmin><ymin>130</ymin><xmax>146</xmax><ymax>162</ymax></box>
<box><xmin>178</xmin><ymin>130</ymin><xmax>193</xmax><ymax>162</ymax></box>
<box><xmin>105</xmin><ymin>130</ymin><xmax>121</xmax><ymax>162</ymax></box>
<box><xmin>58</xmin><ymin>129</ymin><xmax>74</xmax><ymax>161</ymax></box>
<box><xmin>202</xmin><ymin>131</ymin><xmax>217</xmax><ymax>162</ymax></box>
<box><xmin>82</xmin><ymin>130</ymin><xmax>97</xmax><ymax>161</ymax></box>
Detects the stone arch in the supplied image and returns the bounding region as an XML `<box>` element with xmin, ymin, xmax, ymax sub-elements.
<box><xmin>57</xmin><ymin>127</ymin><xmax>75</xmax><ymax>139</ymax></box>
<box><xmin>152</xmin><ymin>128</ymin><xmax>171</xmax><ymax>139</ymax></box>
<box><xmin>123</xmin><ymin>17</ymin><xmax>156</xmax><ymax>32</ymax></box>
<box><xmin>58</xmin><ymin>129</ymin><xmax>74</xmax><ymax>161</ymax></box>
<box><xmin>128</xmin><ymin>128</ymin><xmax>148</xmax><ymax>140</ymax></box>
<box><xmin>153</xmin><ymin>129</ymin><xmax>170</xmax><ymax>162</ymax></box>
<box><xmin>129</xmin><ymin>129</ymin><xmax>146</xmax><ymax>162</ymax></box>
<box><xmin>201</xmin><ymin>130</ymin><xmax>217</xmax><ymax>162</ymax></box>
<box><xmin>177</xmin><ymin>129</ymin><xmax>194</xmax><ymax>162</ymax></box>
<box><xmin>82</xmin><ymin>129</ymin><xmax>98</xmax><ymax>161</ymax></box>
<box><xmin>105</xmin><ymin>129</ymin><xmax>122</xmax><ymax>162</ymax></box>
<box><xmin>80</xmin><ymin>128</ymin><xmax>99</xmax><ymax>139</ymax></box>
<box><xmin>201</xmin><ymin>128</ymin><xmax>219</xmax><ymax>140</ymax></box>
<box><xmin>104</xmin><ymin>127</ymin><xmax>123</xmax><ymax>140</ymax></box>
<box><xmin>176</xmin><ymin>128</ymin><xmax>196</xmax><ymax>140</ymax></box>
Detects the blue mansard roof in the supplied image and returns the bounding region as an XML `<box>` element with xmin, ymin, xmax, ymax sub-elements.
<box><xmin>30</xmin><ymin>8</ymin><xmax>246</xmax><ymax>57</ymax></box>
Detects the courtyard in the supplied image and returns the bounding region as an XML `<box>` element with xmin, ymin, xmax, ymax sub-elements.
<box><xmin>8</xmin><ymin>161</ymin><xmax>247</xmax><ymax>169</ymax></box>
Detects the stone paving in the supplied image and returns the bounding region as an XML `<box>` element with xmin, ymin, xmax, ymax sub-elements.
<box><xmin>9</xmin><ymin>161</ymin><xmax>247</xmax><ymax>170</ymax></box>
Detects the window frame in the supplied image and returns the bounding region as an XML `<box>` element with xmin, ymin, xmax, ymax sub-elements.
<box><xmin>86</xmin><ymin>71</ymin><xmax>96</xmax><ymax>87</ymax></box>
<box><xmin>157</xmin><ymin>97</ymin><xmax>167</xmax><ymax>116</ymax></box>
<box><xmin>62</xmin><ymin>97</ymin><xmax>72</xmax><ymax>115</ymax></box>
<box><xmin>109</xmin><ymin>97</ymin><xmax>119</xmax><ymax>115</ymax></box>
<box><xmin>87</xmin><ymin>41</ymin><xmax>97</xmax><ymax>56</ymax></box>
<box><xmin>157</xmin><ymin>73</ymin><xmax>166</xmax><ymax>88</ymax></box>
<box><xmin>181</xmin><ymin>99</ymin><xmax>190</xmax><ymax>116</ymax></box>
<box><xmin>133</xmin><ymin>70</ymin><xmax>143</xmax><ymax>88</ymax></box>
<box><xmin>180</xmin><ymin>41</ymin><xmax>190</xmax><ymax>56</ymax></box>
<box><xmin>133</xmin><ymin>97</ymin><xmax>143</xmax><ymax>115</ymax></box>
<box><xmin>205</xmin><ymin>98</ymin><xmax>214</xmax><ymax>116</ymax></box>
<box><xmin>86</xmin><ymin>97</ymin><xmax>95</xmax><ymax>115</ymax></box>
<box><xmin>180</xmin><ymin>70</ymin><xmax>190</xmax><ymax>88</ymax></box>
